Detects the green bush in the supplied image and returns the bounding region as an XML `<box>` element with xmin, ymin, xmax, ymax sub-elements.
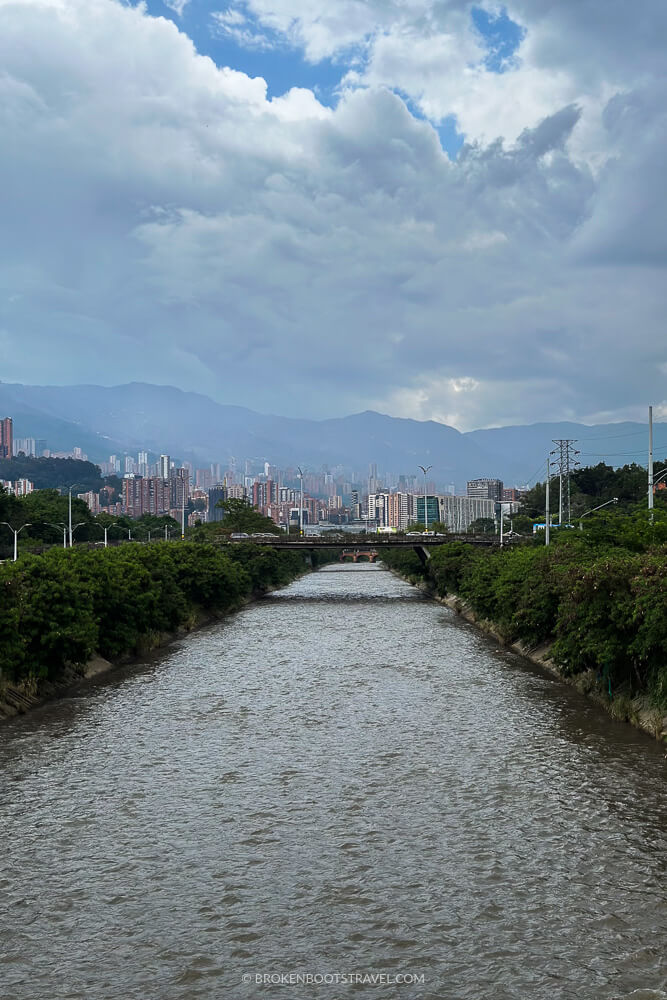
<box><xmin>0</xmin><ymin>542</ymin><xmax>317</xmax><ymax>686</ymax></box>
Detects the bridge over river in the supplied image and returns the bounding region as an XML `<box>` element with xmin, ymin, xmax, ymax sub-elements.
<box><xmin>222</xmin><ymin>533</ymin><xmax>499</xmax><ymax>562</ymax></box>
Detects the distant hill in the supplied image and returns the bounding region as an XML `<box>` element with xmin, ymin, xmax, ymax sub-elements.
<box><xmin>0</xmin><ymin>381</ymin><xmax>663</xmax><ymax>490</ymax></box>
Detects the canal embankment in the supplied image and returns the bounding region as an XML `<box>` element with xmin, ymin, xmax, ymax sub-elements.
<box><xmin>380</xmin><ymin>538</ymin><xmax>667</xmax><ymax>742</ymax></box>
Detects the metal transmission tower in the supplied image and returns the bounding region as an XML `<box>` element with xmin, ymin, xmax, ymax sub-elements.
<box><xmin>551</xmin><ymin>440</ymin><xmax>580</xmax><ymax>526</ymax></box>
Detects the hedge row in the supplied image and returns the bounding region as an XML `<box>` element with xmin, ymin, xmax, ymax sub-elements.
<box><xmin>0</xmin><ymin>542</ymin><xmax>327</xmax><ymax>685</ymax></box>
<box><xmin>381</xmin><ymin>540</ymin><xmax>667</xmax><ymax>708</ymax></box>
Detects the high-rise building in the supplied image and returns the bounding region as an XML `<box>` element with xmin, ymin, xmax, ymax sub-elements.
<box><xmin>78</xmin><ymin>491</ymin><xmax>100</xmax><ymax>514</ymax></box>
<box><xmin>226</xmin><ymin>484</ymin><xmax>246</xmax><ymax>500</ymax></box>
<box><xmin>416</xmin><ymin>495</ymin><xmax>441</xmax><ymax>526</ymax></box>
<box><xmin>122</xmin><ymin>477</ymin><xmax>144</xmax><ymax>518</ymax></box>
<box><xmin>367</xmin><ymin>492</ymin><xmax>390</xmax><ymax>526</ymax></box>
<box><xmin>208</xmin><ymin>485</ymin><xmax>228</xmax><ymax>522</ymax></box>
<box><xmin>252</xmin><ymin>480</ymin><xmax>276</xmax><ymax>510</ymax></box>
<box><xmin>159</xmin><ymin>454</ymin><xmax>171</xmax><ymax>480</ymax></box>
<box><xmin>0</xmin><ymin>417</ymin><xmax>13</xmax><ymax>459</ymax></box>
<box><xmin>170</xmin><ymin>468</ymin><xmax>190</xmax><ymax>509</ymax></box>
<box><xmin>13</xmin><ymin>437</ymin><xmax>36</xmax><ymax>457</ymax></box>
<box><xmin>122</xmin><ymin>477</ymin><xmax>171</xmax><ymax>517</ymax></box>
<box><xmin>467</xmin><ymin>479</ymin><xmax>503</xmax><ymax>501</ymax></box>
<box><xmin>387</xmin><ymin>492</ymin><xmax>414</xmax><ymax>529</ymax></box>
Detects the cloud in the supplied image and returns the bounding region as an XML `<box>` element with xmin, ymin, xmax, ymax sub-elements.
<box><xmin>211</xmin><ymin>8</ymin><xmax>278</xmax><ymax>50</ymax></box>
<box><xmin>163</xmin><ymin>0</ymin><xmax>190</xmax><ymax>15</ymax></box>
<box><xmin>0</xmin><ymin>0</ymin><xmax>665</xmax><ymax>429</ymax></box>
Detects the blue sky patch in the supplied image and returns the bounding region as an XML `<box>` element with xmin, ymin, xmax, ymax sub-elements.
<box><xmin>471</xmin><ymin>6</ymin><xmax>526</xmax><ymax>73</ymax></box>
<box><xmin>146</xmin><ymin>0</ymin><xmax>342</xmax><ymax>104</ymax></box>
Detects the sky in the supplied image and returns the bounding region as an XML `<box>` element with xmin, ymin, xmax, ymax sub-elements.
<box><xmin>0</xmin><ymin>0</ymin><xmax>665</xmax><ymax>430</ymax></box>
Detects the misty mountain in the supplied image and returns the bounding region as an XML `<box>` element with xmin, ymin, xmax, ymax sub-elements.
<box><xmin>1</xmin><ymin>382</ymin><xmax>663</xmax><ymax>490</ymax></box>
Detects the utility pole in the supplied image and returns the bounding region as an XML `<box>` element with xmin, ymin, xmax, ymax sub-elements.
<box><xmin>545</xmin><ymin>456</ymin><xmax>550</xmax><ymax>546</ymax></box>
<box><xmin>648</xmin><ymin>405</ymin><xmax>654</xmax><ymax>523</ymax></box>
<box><xmin>551</xmin><ymin>440</ymin><xmax>580</xmax><ymax>526</ymax></box>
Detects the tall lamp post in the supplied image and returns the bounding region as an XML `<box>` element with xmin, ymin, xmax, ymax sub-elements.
<box><xmin>1</xmin><ymin>522</ymin><xmax>32</xmax><ymax>562</ymax></box>
<box><xmin>92</xmin><ymin>521</ymin><xmax>114</xmax><ymax>548</ymax></box>
<box><xmin>64</xmin><ymin>483</ymin><xmax>84</xmax><ymax>548</ymax></box>
<box><xmin>297</xmin><ymin>466</ymin><xmax>304</xmax><ymax>536</ymax></box>
<box><xmin>68</xmin><ymin>522</ymin><xmax>87</xmax><ymax>546</ymax></box>
<box><xmin>418</xmin><ymin>465</ymin><xmax>432</xmax><ymax>533</ymax></box>
<box><xmin>47</xmin><ymin>522</ymin><xmax>68</xmax><ymax>549</ymax></box>
<box><xmin>579</xmin><ymin>497</ymin><xmax>619</xmax><ymax>530</ymax></box>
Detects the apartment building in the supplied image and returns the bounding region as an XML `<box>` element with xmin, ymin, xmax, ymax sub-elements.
<box><xmin>0</xmin><ymin>417</ymin><xmax>13</xmax><ymax>459</ymax></box>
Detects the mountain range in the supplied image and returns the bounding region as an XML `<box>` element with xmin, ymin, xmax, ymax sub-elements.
<box><xmin>0</xmin><ymin>382</ymin><xmax>662</xmax><ymax>490</ymax></box>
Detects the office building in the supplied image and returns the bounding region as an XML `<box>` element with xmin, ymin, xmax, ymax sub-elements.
<box><xmin>467</xmin><ymin>479</ymin><xmax>504</xmax><ymax>501</ymax></box>
<box><xmin>208</xmin><ymin>485</ymin><xmax>228</xmax><ymax>522</ymax></box>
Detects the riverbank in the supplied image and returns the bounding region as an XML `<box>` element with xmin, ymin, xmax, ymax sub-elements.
<box><xmin>386</xmin><ymin>564</ymin><xmax>667</xmax><ymax>743</ymax></box>
<box><xmin>434</xmin><ymin>586</ymin><xmax>666</xmax><ymax>742</ymax></box>
<box><xmin>0</xmin><ymin>608</ymin><xmax>232</xmax><ymax>721</ymax></box>
<box><xmin>0</xmin><ymin>542</ymin><xmax>336</xmax><ymax>722</ymax></box>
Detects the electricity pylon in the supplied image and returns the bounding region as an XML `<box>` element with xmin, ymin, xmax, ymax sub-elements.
<box><xmin>551</xmin><ymin>439</ymin><xmax>580</xmax><ymax>526</ymax></box>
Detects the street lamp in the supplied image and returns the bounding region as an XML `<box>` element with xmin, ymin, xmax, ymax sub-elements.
<box><xmin>297</xmin><ymin>466</ymin><xmax>304</xmax><ymax>536</ymax></box>
<box><xmin>63</xmin><ymin>483</ymin><xmax>85</xmax><ymax>547</ymax></box>
<box><xmin>47</xmin><ymin>522</ymin><xmax>68</xmax><ymax>549</ymax></box>
<box><xmin>1</xmin><ymin>522</ymin><xmax>32</xmax><ymax>562</ymax></box>
<box><xmin>579</xmin><ymin>497</ymin><xmax>619</xmax><ymax>530</ymax></box>
<box><xmin>92</xmin><ymin>521</ymin><xmax>114</xmax><ymax>548</ymax></box>
<box><xmin>418</xmin><ymin>465</ymin><xmax>432</xmax><ymax>533</ymax></box>
<box><xmin>67</xmin><ymin>522</ymin><xmax>87</xmax><ymax>546</ymax></box>
<box><xmin>114</xmin><ymin>524</ymin><xmax>132</xmax><ymax>542</ymax></box>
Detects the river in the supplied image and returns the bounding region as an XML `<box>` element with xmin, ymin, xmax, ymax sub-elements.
<box><xmin>1</xmin><ymin>564</ymin><xmax>665</xmax><ymax>1000</ymax></box>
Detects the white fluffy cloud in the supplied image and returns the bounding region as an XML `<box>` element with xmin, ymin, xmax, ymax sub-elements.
<box><xmin>0</xmin><ymin>0</ymin><xmax>665</xmax><ymax>428</ymax></box>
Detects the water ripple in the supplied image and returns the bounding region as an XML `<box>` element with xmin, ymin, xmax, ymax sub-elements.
<box><xmin>0</xmin><ymin>565</ymin><xmax>665</xmax><ymax>1000</ymax></box>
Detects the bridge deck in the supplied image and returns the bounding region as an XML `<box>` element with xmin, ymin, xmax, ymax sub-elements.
<box><xmin>220</xmin><ymin>535</ymin><xmax>498</xmax><ymax>548</ymax></box>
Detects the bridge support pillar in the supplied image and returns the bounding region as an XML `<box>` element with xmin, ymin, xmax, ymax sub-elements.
<box><xmin>414</xmin><ymin>545</ymin><xmax>431</xmax><ymax>565</ymax></box>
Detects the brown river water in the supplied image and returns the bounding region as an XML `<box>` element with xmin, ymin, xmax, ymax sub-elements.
<box><xmin>1</xmin><ymin>564</ymin><xmax>665</xmax><ymax>1000</ymax></box>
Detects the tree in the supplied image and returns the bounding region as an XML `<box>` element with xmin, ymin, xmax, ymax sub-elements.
<box><xmin>511</xmin><ymin>514</ymin><xmax>535</xmax><ymax>535</ymax></box>
<box><xmin>215</xmin><ymin>498</ymin><xmax>280</xmax><ymax>534</ymax></box>
<box><xmin>468</xmin><ymin>517</ymin><xmax>496</xmax><ymax>534</ymax></box>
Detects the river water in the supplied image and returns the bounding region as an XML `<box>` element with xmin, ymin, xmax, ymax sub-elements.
<box><xmin>1</xmin><ymin>564</ymin><xmax>665</xmax><ymax>1000</ymax></box>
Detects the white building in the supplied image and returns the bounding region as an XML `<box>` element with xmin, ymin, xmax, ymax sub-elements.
<box><xmin>434</xmin><ymin>495</ymin><xmax>521</xmax><ymax>532</ymax></box>
<box><xmin>12</xmin><ymin>437</ymin><xmax>36</xmax><ymax>457</ymax></box>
